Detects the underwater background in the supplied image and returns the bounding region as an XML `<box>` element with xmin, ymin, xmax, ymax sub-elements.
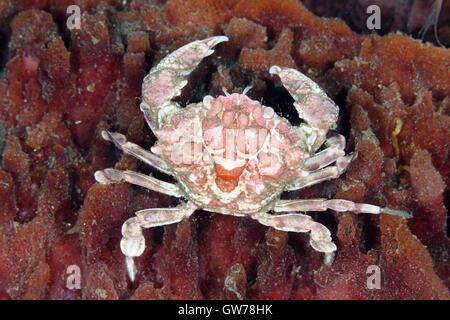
<box><xmin>0</xmin><ymin>0</ymin><xmax>448</xmax><ymax>299</ymax></box>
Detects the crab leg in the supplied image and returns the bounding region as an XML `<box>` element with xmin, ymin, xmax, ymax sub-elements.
<box><xmin>140</xmin><ymin>36</ymin><xmax>229</xmax><ymax>130</ymax></box>
<box><xmin>286</xmin><ymin>154</ymin><xmax>354</xmax><ymax>191</ymax></box>
<box><xmin>270</xmin><ymin>66</ymin><xmax>339</xmax><ymax>152</ymax></box>
<box><xmin>121</xmin><ymin>202</ymin><xmax>197</xmax><ymax>281</ymax></box>
<box><xmin>252</xmin><ymin>212</ymin><xmax>336</xmax><ymax>263</ymax></box>
<box><xmin>101</xmin><ymin>130</ymin><xmax>173</xmax><ymax>175</ymax></box>
<box><xmin>274</xmin><ymin>198</ymin><xmax>411</xmax><ymax>218</ymax></box>
<box><xmin>95</xmin><ymin>168</ymin><xmax>182</xmax><ymax>197</ymax></box>
<box><xmin>303</xmin><ymin>134</ymin><xmax>347</xmax><ymax>171</ymax></box>
<box><xmin>325</xmin><ymin>134</ymin><xmax>346</xmax><ymax>150</ymax></box>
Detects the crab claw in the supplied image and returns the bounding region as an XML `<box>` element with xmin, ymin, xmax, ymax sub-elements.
<box><xmin>270</xmin><ymin>65</ymin><xmax>339</xmax><ymax>151</ymax></box>
<box><xmin>141</xmin><ymin>36</ymin><xmax>229</xmax><ymax>130</ymax></box>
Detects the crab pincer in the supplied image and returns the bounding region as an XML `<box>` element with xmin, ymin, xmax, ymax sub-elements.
<box><xmin>269</xmin><ymin>66</ymin><xmax>339</xmax><ymax>151</ymax></box>
<box><xmin>140</xmin><ymin>36</ymin><xmax>229</xmax><ymax>130</ymax></box>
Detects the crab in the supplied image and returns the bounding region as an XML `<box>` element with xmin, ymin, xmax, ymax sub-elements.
<box><xmin>95</xmin><ymin>36</ymin><xmax>410</xmax><ymax>281</ymax></box>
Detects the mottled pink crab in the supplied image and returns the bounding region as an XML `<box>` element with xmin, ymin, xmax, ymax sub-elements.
<box><xmin>95</xmin><ymin>36</ymin><xmax>410</xmax><ymax>281</ymax></box>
